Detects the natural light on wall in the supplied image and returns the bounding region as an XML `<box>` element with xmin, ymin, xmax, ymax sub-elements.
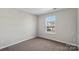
<box><xmin>46</xmin><ymin>16</ymin><xmax>56</xmax><ymax>33</ymax></box>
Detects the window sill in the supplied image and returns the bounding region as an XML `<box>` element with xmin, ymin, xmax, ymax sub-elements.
<box><xmin>45</xmin><ymin>32</ymin><xmax>56</xmax><ymax>34</ymax></box>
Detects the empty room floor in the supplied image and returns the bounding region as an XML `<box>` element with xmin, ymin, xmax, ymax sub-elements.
<box><xmin>0</xmin><ymin>37</ymin><xmax>78</xmax><ymax>51</ymax></box>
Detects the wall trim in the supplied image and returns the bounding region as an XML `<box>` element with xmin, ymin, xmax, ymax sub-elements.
<box><xmin>0</xmin><ymin>36</ymin><xmax>77</xmax><ymax>50</ymax></box>
<box><xmin>37</xmin><ymin>36</ymin><xmax>77</xmax><ymax>46</ymax></box>
<box><xmin>0</xmin><ymin>36</ymin><xmax>36</xmax><ymax>50</ymax></box>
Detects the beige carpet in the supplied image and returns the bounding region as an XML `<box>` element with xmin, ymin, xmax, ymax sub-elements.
<box><xmin>0</xmin><ymin>37</ymin><xmax>78</xmax><ymax>51</ymax></box>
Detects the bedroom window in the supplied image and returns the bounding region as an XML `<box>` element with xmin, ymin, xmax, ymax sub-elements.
<box><xmin>46</xmin><ymin>16</ymin><xmax>56</xmax><ymax>33</ymax></box>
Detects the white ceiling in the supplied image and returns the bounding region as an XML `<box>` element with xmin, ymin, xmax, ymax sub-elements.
<box><xmin>17</xmin><ymin>8</ymin><xmax>63</xmax><ymax>15</ymax></box>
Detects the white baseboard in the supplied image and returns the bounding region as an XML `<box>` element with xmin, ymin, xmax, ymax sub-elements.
<box><xmin>0</xmin><ymin>35</ymin><xmax>77</xmax><ymax>50</ymax></box>
<box><xmin>0</xmin><ymin>36</ymin><xmax>36</xmax><ymax>50</ymax></box>
<box><xmin>78</xmin><ymin>46</ymin><xmax>79</xmax><ymax>50</ymax></box>
<box><xmin>38</xmin><ymin>36</ymin><xmax>77</xmax><ymax>46</ymax></box>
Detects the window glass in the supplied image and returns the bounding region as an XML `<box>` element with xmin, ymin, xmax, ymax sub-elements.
<box><xmin>46</xmin><ymin>16</ymin><xmax>56</xmax><ymax>33</ymax></box>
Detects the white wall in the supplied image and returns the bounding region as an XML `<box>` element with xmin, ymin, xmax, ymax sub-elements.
<box><xmin>0</xmin><ymin>9</ymin><xmax>37</xmax><ymax>49</ymax></box>
<box><xmin>37</xmin><ymin>8</ymin><xmax>77</xmax><ymax>46</ymax></box>
<box><xmin>77</xmin><ymin>9</ymin><xmax>79</xmax><ymax>48</ymax></box>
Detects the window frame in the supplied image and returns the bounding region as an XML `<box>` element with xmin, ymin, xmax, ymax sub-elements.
<box><xmin>45</xmin><ymin>15</ymin><xmax>56</xmax><ymax>34</ymax></box>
